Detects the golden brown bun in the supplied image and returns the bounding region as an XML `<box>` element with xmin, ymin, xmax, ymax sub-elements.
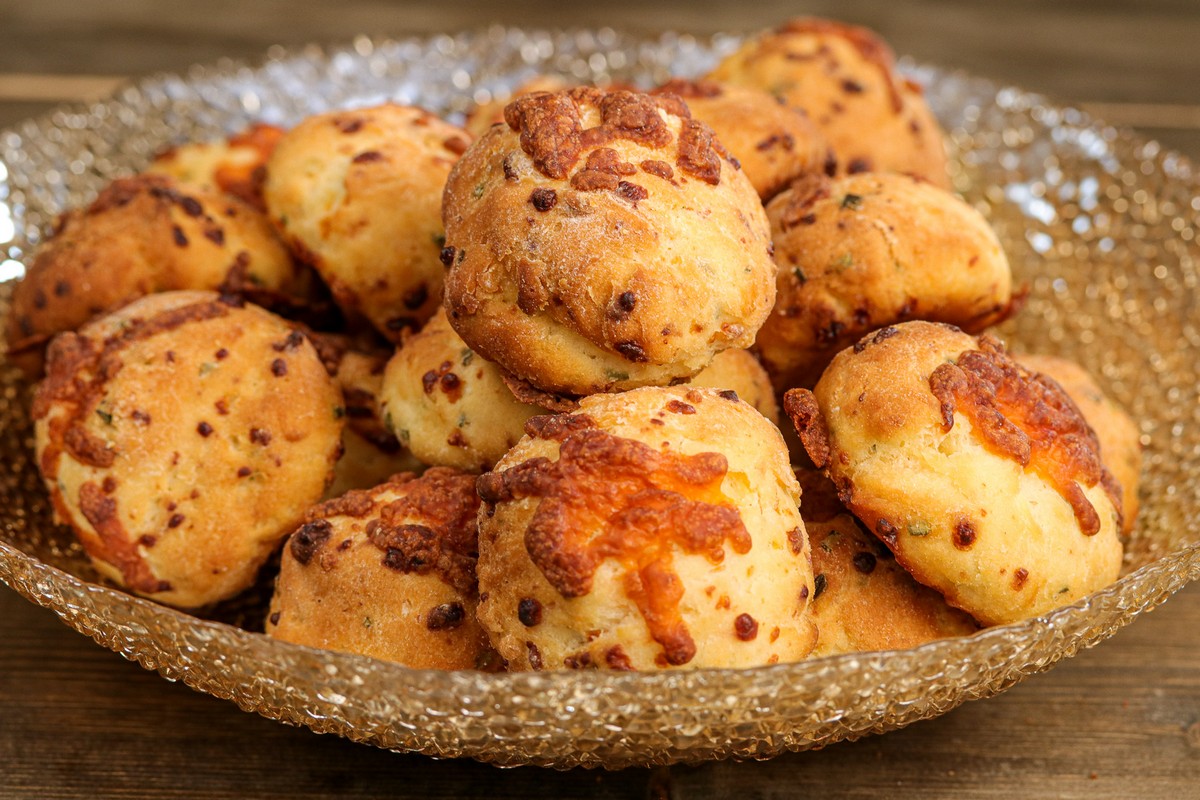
<box><xmin>7</xmin><ymin>174</ymin><xmax>309</xmax><ymax>376</ymax></box>
<box><xmin>797</xmin><ymin>469</ymin><xmax>978</xmax><ymax>656</ymax></box>
<box><xmin>266</xmin><ymin>469</ymin><xmax>492</xmax><ymax>669</ymax></box>
<box><xmin>465</xmin><ymin>76</ymin><xmax>574</xmax><ymax>139</ymax></box>
<box><xmin>33</xmin><ymin>291</ymin><xmax>344</xmax><ymax>608</ymax></box>
<box><xmin>475</xmin><ymin>386</ymin><xmax>816</xmax><ymax>671</ymax></box>
<box><xmin>379</xmin><ymin>309</ymin><xmax>544</xmax><ymax>472</ymax></box>
<box><xmin>809</xmin><ymin>516</ymin><xmax>979</xmax><ymax>655</ymax></box>
<box><xmin>651</xmin><ymin>78</ymin><xmax>831</xmax><ymax>201</ymax></box>
<box><xmin>785</xmin><ymin>322</ymin><xmax>1124</xmax><ymax>626</ymax></box>
<box><xmin>1019</xmin><ymin>354</ymin><xmax>1142</xmax><ymax>535</ymax></box>
<box><xmin>147</xmin><ymin>122</ymin><xmax>284</xmax><ymax>211</ymax></box>
<box><xmin>322</xmin><ymin>344</ymin><xmax>424</xmax><ymax>497</ymax></box>
<box><xmin>442</xmin><ymin>88</ymin><xmax>777</xmax><ymax>396</ymax></box>
<box><xmin>380</xmin><ymin>314</ymin><xmax>780</xmax><ymax>471</ymax></box>
<box><xmin>685</xmin><ymin>348</ymin><xmax>780</xmax><ymax>426</ymax></box>
<box><xmin>262</xmin><ymin>104</ymin><xmax>471</xmax><ymax>341</ymax></box>
<box><xmin>707</xmin><ymin>18</ymin><xmax>949</xmax><ymax>187</ymax></box>
<box><xmin>758</xmin><ymin>172</ymin><xmax>1013</xmax><ymax>391</ymax></box>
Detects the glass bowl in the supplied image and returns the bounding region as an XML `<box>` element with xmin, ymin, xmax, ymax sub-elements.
<box><xmin>0</xmin><ymin>28</ymin><xmax>1197</xmax><ymax>770</ymax></box>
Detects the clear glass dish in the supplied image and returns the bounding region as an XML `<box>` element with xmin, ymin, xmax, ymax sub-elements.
<box><xmin>0</xmin><ymin>28</ymin><xmax>1197</xmax><ymax>769</ymax></box>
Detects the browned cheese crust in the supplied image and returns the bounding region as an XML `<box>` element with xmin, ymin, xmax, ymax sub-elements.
<box><xmin>475</xmin><ymin>386</ymin><xmax>816</xmax><ymax>671</ymax></box>
<box><xmin>442</xmin><ymin>87</ymin><xmax>777</xmax><ymax>396</ymax></box>
<box><xmin>464</xmin><ymin>75</ymin><xmax>576</xmax><ymax>139</ymax></box>
<box><xmin>262</xmin><ymin>104</ymin><xmax>471</xmax><ymax>342</ymax></box>
<box><xmin>784</xmin><ymin>321</ymin><xmax>1124</xmax><ymax>626</ymax></box>
<box><xmin>466</xmin><ymin>77</ymin><xmax>643</xmax><ymax>140</ymax></box>
<box><xmin>33</xmin><ymin>291</ymin><xmax>344</xmax><ymax>608</ymax></box>
<box><xmin>7</xmin><ymin>173</ymin><xmax>311</xmax><ymax>376</ymax></box>
<box><xmin>148</xmin><ymin>122</ymin><xmax>285</xmax><ymax>211</ymax></box>
<box><xmin>757</xmin><ymin>172</ymin><xmax>1014</xmax><ymax>392</ymax></box>
<box><xmin>707</xmin><ymin>17</ymin><xmax>949</xmax><ymax>187</ymax></box>
<box><xmin>1019</xmin><ymin>353</ymin><xmax>1142</xmax><ymax>536</ymax></box>
<box><xmin>267</xmin><ymin>468</ymin><xmax>493</xmax><ymax>669</ymax></box>
<box><xmin>651</xmin><ymin>78</ymin><xmax>831</xmax><ymax>201</ymax></box>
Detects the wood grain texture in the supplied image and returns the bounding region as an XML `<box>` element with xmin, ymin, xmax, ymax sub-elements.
<box><xmin>2</xmin><ymin>0</ymin><xmax>1200</xmax><ymax>107</ymax></box>
<box><xmin>3</xmin><ymin>582</ymin><xmax>1198</xmax><ymax>799</ymax></box>
<box><xmin>1</xmin><ymin>0</ymin><xmax>1198</xmax><ymax>155</ymax></box>
<box><xmin>1</xmin><ymin>1</ymin><xmax>1199</xmax><ymax>797</ymax></box>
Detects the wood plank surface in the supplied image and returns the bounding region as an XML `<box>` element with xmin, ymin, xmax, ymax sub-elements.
<box><xmin>1</xmin><ymin>1</ymin><xmax>1198</xmax><ymax>798</ymax></box>
<box><xmin>3</xmin><ymin>582</ymin><xmax>1198</xmax><ymax>799</ymax></box>
<box><xmin>2</xmin><ymin>0</ymin><xmax>1198</xmax><ymax>157</ymax></box>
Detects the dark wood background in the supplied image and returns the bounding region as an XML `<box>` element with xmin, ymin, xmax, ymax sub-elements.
<box><xmin>2</xmin><ymin>1</ymin><xmax>1199</xmax><ymax>797</ymax></box>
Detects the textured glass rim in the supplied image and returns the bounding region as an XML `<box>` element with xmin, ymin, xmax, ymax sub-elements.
<box><xmin>4</xmin><ymin>535</ymin><xmax>1198</xmax><ymax>766</ymax></box>
<box><xmin>0</xmin><ymin>27</ymin><xmax>1198</xmax><ymax>769</ymax></box>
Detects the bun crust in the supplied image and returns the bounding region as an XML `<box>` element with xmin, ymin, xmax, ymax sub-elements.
<box><xmin>464</xmin><ymin>76</ymin><xmax>574</xmax><ymax>139</ymax></box>
<box><xmin>263</xmin><ymin>104</ymin><xmax>471</xmax><ymax>341</ymax></box>
<box><xmin>267</xmin><ymin>468</ymin><xmax>491</xmax><ymax>669</ymax></box>
<box><xmin>651</xmin><ymin>78</ymin><xmax>831</xmax><ymax>201</ymax></box>
<box><xmin>321</xmin><ymin>343</ymin><xmax>424</xmax><ymax>497</ymax></box>
<box><xmin>708</xmin><ymin>18</ymin><xmax>949</xmax><ymax>187</ymax></box>
<box><xmin>380</xmin><ymin>309</ymin><xmax>545</xmax><ymax>472</ymax></box>
<box><xmin>1019</xmin><ymin>353</ymin><xmax>1142</xmax><ymax>535</ymax></box>
<box><xmin>147</xmin><ymin>122</ymin><xmax>284</xmax><ymax>210</ymax></box>
<box><xmin>33</xmin><ymin>291</ymin><xmax>344</xmax><ymax>608</ymax></box>
<box><xmin>475</xmin><ymin>386</ymin><xmax>816</xmax><ymax>671</ymax></box>
<box><xmin>685</xmin><ymin>348</ymin><xmax>780</xmax><ymax>426</ymax></box>
<box><xmin>443</xmin><ymin>88</ymin><xmax>776</xmax><ymax>396</ymax></box>
<box><xmin>785</xmin><ymin>321</ymin><xmax>1124</xmax><ymax>625</ymax></box>
<box><xmin>7</xmin><ymin>174</ymin><xmax>306</xmax><ymax>376</ymax></box>
<box><xmin>798</xmin><ymin>469</ymin><xmax>978</xmax><ymax>656</ymax></box>
<box><xmin>758</xmin><ymin>172</ymin><xmax>1013</xmax><ymax>391</ymax></box>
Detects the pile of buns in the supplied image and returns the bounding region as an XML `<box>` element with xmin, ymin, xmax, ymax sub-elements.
<box><xmin>11</xmin><ymin>18</ymin><xmax>1140</xmax><ymax>672</ymax></box>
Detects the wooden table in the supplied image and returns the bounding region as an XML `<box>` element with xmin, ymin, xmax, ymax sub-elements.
<box><xmin>2</xmin><ymin>2</ymin><xmax>1199</xmax><ymax>797</ymax></box>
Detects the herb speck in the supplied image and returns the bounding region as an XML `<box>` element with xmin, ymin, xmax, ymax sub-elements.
<box><xmin>908</xmin><ymin>521</ymin><xmax>932</xmax><ymax>537</ymax></box>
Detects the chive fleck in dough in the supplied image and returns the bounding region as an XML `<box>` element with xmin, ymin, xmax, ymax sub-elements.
<box><xmin>708</xmin><ymin>17</ymin><xmax>949</xmax><ymax>187</ymax></box>
<box><xmin>758</xmin><ymin>172</ymin><xmax>1013</xmax><ymax>392</ymax></box>
<box><xmin>442</xmin><ymin>88</ymin><xmax>777</xmax><ymax>396</ymax></box>
<box><xmin>1019</xmin><ymin>353</ymin><xmax>1142</xmax><ymax>535</ymax></box>
<box><xmin>263</xmin><ymin>103</ymin><xmax>471</xmax><ymax>341</ymax></box>
<box><xmin>475</xmin><ymin>386</ymin><xmax>816</xmax><ymax>671</ymax></box>
<box><xmin>7</xmin><ymin>173</ymin><xmax>309</xmax><ymax>376</ymax></box>
<box><xmin>267</xmin><ymin>468</ymin><xmax>491</xmax><ymax>670</ymax></box>
<box><xmin>651</xmin><ymin>78</ymin><xmax>831</xmax><ymax>202</ymax></box>
<box><xmin>33</xmin><ymin>291</ymin><xmax>344</xmax><ymax>608</ymax></box>
<box><xmin>785</xmin><ymin>321</ymin><xmax>1124</xmax><ymax>626</ymax></box>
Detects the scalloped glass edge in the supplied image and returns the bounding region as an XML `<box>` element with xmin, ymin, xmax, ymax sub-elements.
<box><xmin>0</xmin><ymin>26</ymin><xmax>1199</xmax><ymax>769</ymax></box>
<box><xmin>4</xmin><ymin>539</ymin><xmax>1198</xmax><ymax>768</ymax></box>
